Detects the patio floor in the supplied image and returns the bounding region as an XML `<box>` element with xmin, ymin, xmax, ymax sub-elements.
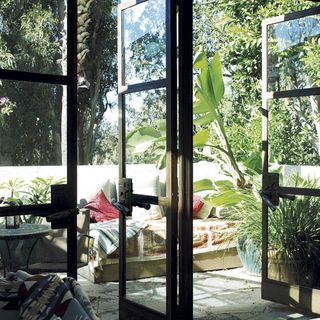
<box><xmin>78</xmin><ymin>267</ymin><xmax>320</xmax><ymax>320</ymax></box>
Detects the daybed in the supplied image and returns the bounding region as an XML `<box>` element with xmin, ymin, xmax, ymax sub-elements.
<box><xmin>79</xmin><ymin>217</ymin><xmax>241</xmax><ymax>283</ymax></box>
<box><xmin>76</xmin><ymin>163</ymin><xmax>242</xmax><ymax>283</ymax></box>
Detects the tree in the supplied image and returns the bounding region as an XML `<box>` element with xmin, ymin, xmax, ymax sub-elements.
<box><xmin>0</xmin><ymin>0</ymin><xmax>119</xmax><ymax>166</ymax></box>
<box><xmin>77</xmin><ymin>0</ymin><xmax>118</xmax><ymax>164</ymax></box>
<box><xmin>0</xmin><ymin>0</ymin><xmax>64</xmax><ymax>166</ymax></box>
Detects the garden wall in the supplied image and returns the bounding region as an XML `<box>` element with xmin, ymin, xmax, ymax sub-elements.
<box><xmin>0</xmin><ymin>162</ymin><xmax>319</xmax><ymax>204</ymax></box>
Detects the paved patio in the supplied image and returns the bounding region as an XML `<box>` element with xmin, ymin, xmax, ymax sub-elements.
<box><xmin>78</xmin><ymin>267</ymin><xmax>320</xmax><ymax>320</ymax></box>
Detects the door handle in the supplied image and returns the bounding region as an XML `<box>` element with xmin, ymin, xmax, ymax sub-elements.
<box><xmin>132</xmin><ymin>201</ymin><xmax>151</xmax><ymax>210</ymax></box>
<box><xmin>259</xmin><ymin>191</ymin><xmax>277</xmax><ymax>212</ymax></box>
<box><xmin>111</xmin><ymin>200</ymin><xmax>151</xmax><ymax>215</ymax></box>
<box><xmin>111</xmin><ymin>200</ymin><xmax>130</xmax><ymax>215</ymax></box>
<box><xmin>259</xmin><ymin>190</ymin><xmax>295</xmax><ymax>212</ymax></box>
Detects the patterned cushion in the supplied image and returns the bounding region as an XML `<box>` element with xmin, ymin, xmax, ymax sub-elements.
<box><xmin>18</xmin><ymin>273</ymin><xmax>98</xmax><ymax>320</ymax></box>
<box><xmin>0</xmin><ymin>273</ymin><xmax>21</xmax><ymax>320</ymax></box>
<box><xmin>85</xmin><ymin>190</ymin><xmax>119</xmax><ymax>222</ymax></box>
<box><xmin>0</xmin><ymin>271</ymin><xmax>98</xmax><ymax>320</ymax></box>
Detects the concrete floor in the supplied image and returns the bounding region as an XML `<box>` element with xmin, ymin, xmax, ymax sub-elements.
<box><xmin>78</xmin><ymin>268</ymin><xmax>320</xmax><ymax>320</ymax></box>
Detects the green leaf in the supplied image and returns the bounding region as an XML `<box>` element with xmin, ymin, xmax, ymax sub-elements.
<box><xmin>193</xmin><ymin>112</ymin><xmax>214</xmax><ymax>126</ymax></box>
<box><xmin>193</xmin><ymin>179</ymin><xmax>214</xmax><ymax>192</ymax></box>
<box><xmin>126</xmin><ymin>127</ymin><xmax>161</xmax><ymax>153</ymax></box>
<box><xmin>243</xmin><ymin>154</ymin><xmax>262</xmax><ymax>174</ymax></box>
<box><xmin>157</xmin><ymin>149</ymin><xmax>167</xmax><ymax>170</ymax></box>
<box><xmin>193</xmin><ymin>51</ymin><xmax>208</xmax><ymax>69</ymax></box>
<box><xmin>197</xmin><ymin>68</ymin><xmax>218</xmax><ymax>108</ymax></box>
<box><xmin>214</xmin><ymin>179</ymin><xmax>234</xmax><ymax>190</ymax></box>
<box><xmin>193</xmin><ymin>129</ymin><xmax>209</xmax><ymax>146</ymax></box>
<box><xmin>209</xmin><ymin>53</ymin><xmax>225</xmax><ymax>105</ymax></box>
<box><xmin>193</xmin><ymin>99</ymin><xmax>211</xmax><ymax>114</ymax></box>
<box><xmin>156</xmin><ymin>119</ymin><xmax>166</xmax><ymax>136</ymax></box>
<box><xmin>204</xmin><ymin>190</ymin><xmax>250</xmax><ymax>207</ymax></box>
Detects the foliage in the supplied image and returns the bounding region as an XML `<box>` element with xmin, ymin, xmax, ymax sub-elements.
<box><xmin>269</xmin><ymin>97</ymin><xmax>320</xmax><ymax>166</ymax></box>
<box><xmin>0</xmin><ymin>0</ymin><xmax>118</xmax><ymax>166</ymax></box>
<box><xmin>77</xmin><ymin>0</ymin><xmax>118</xmax><ymax>164</ymax></box>
<box><xmin>125</xmin><ymin>89</ymin><xmax>166</xmax><ymax>166</ymax></box>
<box><xmin>0</xmin><ymin>178</ymin><xmax>26</xmax><ymax>205</ymax></box>
<box><xmin>22</xmin><ymin>176</ymin><xmax>66</xmax><ymax>205</ymax></box>
<box><xmin>0</xmin><ymin>176</ymin><xmax>66</xmax><ymax>224</ymax></box>
<box><xmin>193</xmin><ymin>0</ymin><xmax>319</xmax><ymax>164</ymax></box>
<box><xmin>0</xmin><ymin>96</ymin><xmax>15</xmax><ymax>126</ymax></box>
<box><xmin>208</xmin><ymin>171</ymin><xmax>320</xmax><ymax>286</ymax></box>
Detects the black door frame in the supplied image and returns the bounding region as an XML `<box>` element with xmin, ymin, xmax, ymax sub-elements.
<box><xmin>261</xmin><ymin>6</ymin><xmax>320</xmax><ymax>314</ymax></box>
<box><xmin>0</xmin><ymin>0</ymin><xmax>78</xmax><ymax>278</ymax></box>
<box><xmin>117</xmin><ymin>0</ymin><xmax>193</xmax><ymax>319</ymax></box>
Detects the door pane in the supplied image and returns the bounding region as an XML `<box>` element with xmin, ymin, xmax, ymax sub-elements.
<box><xmin>0</xmin><ymin>80</ymin><xmax>67</xmax><ymax>206</ymax></box>
<box><xmin>267</xmin><ymin>196</ymin><xmax>320</xmax><ymax>288</ymax></box>
<box><xmin>268</xmin><ymin>96</ymin><xmax>320</xmax><ymax>187</ymax></box>
<box><xmin>124</xmin><ymin>87</ymin><xmax>167</xmax><ymax>312</ymax></box>
<box><xmin>125</xmin><ymin>205</ymin><xmax>167</xmax><ymax>313</ymax></box>
<box><xmin>122</xmin><ymin>0</ymin><xmax>166</xmax><ymax>85</ymax></box>
<box><xmin>125</xmin><ymin>89</ymin><xmax>166</xmax><ymax>197</ymax></box>
<box><xmin>267</xmin><ymin>14</ymin><xmax>320</xmax><ymax>92</ymax></box>
<box><xmin>0</xmin><ymin>1</ymin><xmax>67</xmax><ymax>75</ymax></box>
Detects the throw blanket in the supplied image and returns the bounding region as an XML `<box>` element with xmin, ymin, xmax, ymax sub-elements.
<box><xmin>89</xmin><ymin>219</ymin><xmax>146</xmax><ymax>270</ymax></box>
<box><xmin>0</xmin><ymin>271</ymin><xmax>98</xmax><ymax>320</ymax></box>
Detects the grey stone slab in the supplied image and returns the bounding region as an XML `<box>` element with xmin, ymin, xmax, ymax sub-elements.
<box><xmin>78</xmin><ymin>268</ymin><xmax>318</xmax><ymax>320</ymax></box>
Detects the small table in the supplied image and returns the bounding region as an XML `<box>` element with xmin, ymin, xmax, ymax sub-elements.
<box><xmin>0</xmin><ymin>223</ymin><xmax>52</xmax><ymax>275</ymax></box>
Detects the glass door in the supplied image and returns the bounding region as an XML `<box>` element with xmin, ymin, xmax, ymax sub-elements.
<box><xmin>117</xmin><ymin>0</ymin><xmax>178</xmax><ymax>319</ymax></box>
<box><xmin>0</xmin><ymin>0</ymin><xmax>78</xmax><ymax>277</ymax></box>
<box><xmin>118</xmin><ymin>0</ymin><xmax>194</xmax><ymax>318</ymax></box>
<box><xmin>262</xmin><ymin>6</ymin><xmax>320</xmax><ymax>314</ymax></box>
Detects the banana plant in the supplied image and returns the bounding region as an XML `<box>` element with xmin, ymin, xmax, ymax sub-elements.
<box><xmin>193</xmin><ymin>51</ymin><xmax>246</xmax><ymax>188</ymax></box>
<box><xmin>125</xmin><ymin>50</ymin><xmax>261</xmax><ymax>218</ymax></box>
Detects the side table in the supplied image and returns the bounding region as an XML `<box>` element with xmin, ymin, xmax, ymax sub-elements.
<box><xmin>0</xmin><ymin>223</ymin><xmax>52</xmax><ymax>275</ymax></box>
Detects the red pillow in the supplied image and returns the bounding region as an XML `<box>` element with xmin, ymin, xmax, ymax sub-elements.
<box><xmin>193</xmin><ymin>195</ymin><xmax>204</xmax><ymax>217</ymax></box>
<box><xmin>84</xmin><ymin>190</ymin><xmax>119</xmax><ymax>222</ymax></box>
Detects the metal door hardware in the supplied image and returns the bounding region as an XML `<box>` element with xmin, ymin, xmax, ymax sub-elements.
<box><xmin>261</xmin><ymin>173</ymin><xmax>295</xmax><ymax>211</ymax></box>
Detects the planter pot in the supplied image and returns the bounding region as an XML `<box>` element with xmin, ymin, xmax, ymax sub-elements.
<box><xmin>268</xmin><ymin>251</ymin><xmax>301</xmax><ymax>284</ymax></box>
<box><xmin>267</xmin><ymin>251</ymin><xmax>319</xmax><ymax>287</ymax></box>
<box><xmin>236</xmin><ymin>237</ymin><xmax>261</xmax><ymax>276</ymax></box>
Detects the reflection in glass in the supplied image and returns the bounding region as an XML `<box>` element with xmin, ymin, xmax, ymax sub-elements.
<box><xmin>267</xmin><ymin>14</ymin><xmax>320</xmax><ymax>91</ymax></box>
<box><xmin>268</xmin><ymin>96</ymin><xmax>320</xmax><ymax>174</ymax></box>
<box><xmin>0</xmin><ymin>1</ymin><xmax>66</xmax><ymax>75</ymax></box>
<box><xmin>125</xmin><ymin>89</ymin><xmax>166</xmax><ymax>168</ymax></box>
<box><xmin>268</xmin><ymin>196</ymin><xmax>320</xmax><ymax>288</ymax></box>
<box><xmin>126</xmin><ymin>205</ymin><xmax>166</xmax><ymax>313</ymax></box>
<box><xmin>123</xmin><ymin>0</ymin><xmax>166</xmax><ymax>84</ymax></box>
<box><xmin>0</xmin><ymin>80</ymin><xmax>67</xmax><ymax>205</ymax></box>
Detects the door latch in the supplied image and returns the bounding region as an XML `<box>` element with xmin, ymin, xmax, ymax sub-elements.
<box><xmin>260</xmin><ymin>173</ymin><xmax>295</xmax><ymax>211</ymax></box>
<box><xmin>117</xmin><ymin>178</ymin><xmax>152</xmax><ymax>216</ymax></box>
<box><xmin>118</xmin><ymin>178</ymin><xmax>133</xmax><ymax>214</ymax></box>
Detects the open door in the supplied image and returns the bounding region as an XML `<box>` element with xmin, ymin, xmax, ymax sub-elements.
<box><xmin>262</xmin><ymin>6</ymin><xmax>320</xmax><ymax>314</ymax></box>
<box><xmin>117</xmin><ymin>0</ymin><xmax>177</xmax><ymax>319</ymax></box>
<box><xmin>0</xmin><ymin>0</ymin><xmax>78</xmax><ymax>278</ymax></box>
<box><xmin>117</xmin><ymin>0</ymin><xmax>193</xmax><ymax>319</ymax></box>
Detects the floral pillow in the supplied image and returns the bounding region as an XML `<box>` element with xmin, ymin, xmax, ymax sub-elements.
<box><xmin>85</xmin><ymin>190</ymin><xmax>119</xmax><ymax>222</ymax></box>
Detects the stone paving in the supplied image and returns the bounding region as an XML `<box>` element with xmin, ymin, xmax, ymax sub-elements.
<box><xmin>78</xmin><ymin>268</ymin><xmax>320</xmax><ymax>320</ymax></box>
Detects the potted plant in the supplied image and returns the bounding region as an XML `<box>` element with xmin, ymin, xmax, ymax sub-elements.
<box><xmin>206</xmin><ymin>173</ymin><xmax>320</xmax><ymax>287</ymax></box>
<box><xmin>267</xmin><ymin>176</ymin><xmax>320</xmax><ymax>287</ymax></box>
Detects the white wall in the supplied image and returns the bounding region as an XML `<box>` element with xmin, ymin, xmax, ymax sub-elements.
<box><xmin>1</xmin><ymin>163</ymin><xmax>319</xmax><ymax>203</ymax></box>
